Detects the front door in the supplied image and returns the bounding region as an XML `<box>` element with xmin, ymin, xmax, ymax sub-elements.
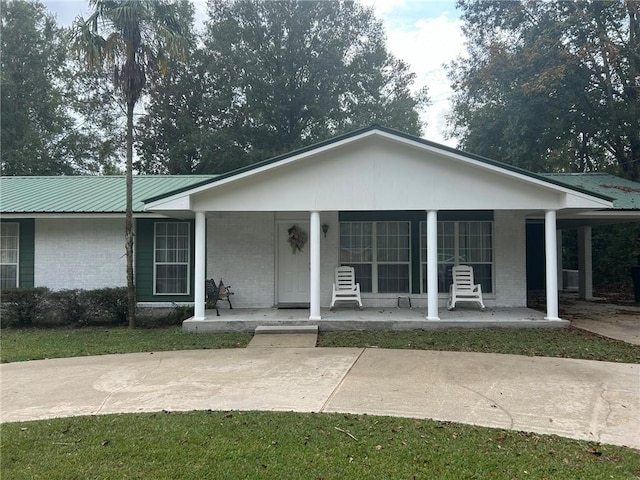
<box><xmin>277</xmin><ymin>222</ymin><xmax>310</xmax><ymax>306</ymax></box>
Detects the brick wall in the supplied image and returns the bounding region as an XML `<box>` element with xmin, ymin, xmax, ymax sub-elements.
<box><xmin>206</xmin><ymin>212</ymin><xmax>276</xmax><ymax>307</ymax></box>
<box><xmin>493</xmin><ymin>210</ymin><xmax>527</xmax><ymax>307</ymax></box>
<box><xmin>204</xmin><ymin>210</ymin><xmax>528</xmax><ymax>309</ymax></box>
<box><xmin>206</xmin><ymin>211</ymin><xmax>340</xmax><ymax>307</ymax></box>
<box><xmin>34</xmin><ymin>218</ymin><xmax>126</xmax><ymax>290</ymax></box>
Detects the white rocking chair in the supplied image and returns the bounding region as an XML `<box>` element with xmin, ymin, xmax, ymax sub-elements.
<box><xmin>330</xmin><ymin>266</ymin><xmax>363</xmax><ymax>310</ymax></box>
<box><xmin>447</xmin><ymin>265</ymin><xmax>485</xmax><ymax>310</ymax></box>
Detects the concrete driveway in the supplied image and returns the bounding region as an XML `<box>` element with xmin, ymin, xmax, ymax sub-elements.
<box><xmin>561</xmin><ymin>298</ymin><xmax>640</xmax><ymax>345</ymax></box>
<box><xmin>2</xmin><ymin>348</ymin><xmax>638</xmax><ymax>449</ymax></box>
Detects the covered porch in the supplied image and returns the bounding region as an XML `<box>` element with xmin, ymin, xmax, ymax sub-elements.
<box><xmin>143</xmin><ymin>127</ymin><xmax>617</xmax><ymax>330</ymax></box>
<box><xmin>182</xmin><ymin>305</ymin><xmax>568</xmax><ymax>333</ymax></box>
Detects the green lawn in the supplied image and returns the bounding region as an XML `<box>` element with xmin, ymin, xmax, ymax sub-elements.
<box><xmin>2</xmin><ymin>411</ymin><xmax>638</xmax><ymax>479</ymax></box>
<box><xmin>1</xmin><ymin>325</ymin><xmax>638</xmax><ymax>364</ymax></box>
<box><xmin>0</xmin><ymin>326</ymin><xmax>252</xmax><ymax>363</ymax></box>
<box><xmin>318</xmin><ymin>328</ymin><xmax>640</xmax><ymax>363</ymax></box>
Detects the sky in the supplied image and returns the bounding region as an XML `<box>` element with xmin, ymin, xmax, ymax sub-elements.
<box><xmin>43</xmin><ymin>0</ymin><xmax>466</xmax><ymax>146</ymax></box>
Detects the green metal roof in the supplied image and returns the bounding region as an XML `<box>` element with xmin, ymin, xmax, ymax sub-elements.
<box><xmin>0</xmin><ymin>176</ymin><xmax>216</xmax><ymax>214</ymax></box>
<box><xmin>2</xmin><ymin>169</ymin><xmax>638</xmax><ymax>216</ymax></box>
<box><xmin>541</xmin><ymin>173</ymin><xmax>640</xmax><ymax>210</ymax></box>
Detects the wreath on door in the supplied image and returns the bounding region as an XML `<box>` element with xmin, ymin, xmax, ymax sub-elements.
<box><xmin>287</xmin><ymin>224</ymin><xmax>308</xmax><ymax>254</ymax></box>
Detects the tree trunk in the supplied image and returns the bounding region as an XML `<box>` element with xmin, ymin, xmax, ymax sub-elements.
<box><xmin>126</xmin><ymin>101</ymin><xmax>136</xmax><ymax>328</ymax></box>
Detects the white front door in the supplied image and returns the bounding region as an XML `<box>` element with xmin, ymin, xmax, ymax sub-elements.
<box><xmin>277</xmin><ymin>222</ymin><xmax>310</xmax><ymax>305</ymax></box>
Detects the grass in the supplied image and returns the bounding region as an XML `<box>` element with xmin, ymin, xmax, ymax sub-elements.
<box><xmin>0</xmin><ymin>326</ymin><xmax>252</xmax><ymax>363</ymax></box>
<box><xmin>2</xmin><ymin>411</ymin><xmax>638</xmax><ymax>479</ymax></box>
<box><xmin>2</xmin><ymin>325</ymin><xmax>638</xmax><ymax>364</ymax></box>
<box><xmin>318</xmin><ymin>327</ymin><xmax>640</xmax><ymax>364</ymax></box>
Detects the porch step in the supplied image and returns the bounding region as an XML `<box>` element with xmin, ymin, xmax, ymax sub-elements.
<box><xmin>248</xmin><ymin>325</ymin><xmax>318</xmax><ymax>348</ymax></box>
<box><xmin>254</xmin><ymin>325</ymin><xmax>318</xmax><ymax>335</ymax></box>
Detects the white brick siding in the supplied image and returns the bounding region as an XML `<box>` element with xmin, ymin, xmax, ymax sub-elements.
<box><xmin>206</xmin><ymin>211</ymin><xmax>340</xmax><ymax>308</ymax></box>
<box><xmin>35</xmin><ymin>218</ymin><xmax>126</xmax><ymax>290</ymax></box>
<box><xmin>493</xmin><ymin>210</ymin><xmax>527</xmax><ymax>307</ymax></box>
<box><xmin>206</xmin><ymin>212</ymin><xmax>276</xmax><ymax>307</ymax></box>
<box><xmin>204</xmin><ymin>211</ymin><xmax>528</xmax><ymax>309</ymax></box>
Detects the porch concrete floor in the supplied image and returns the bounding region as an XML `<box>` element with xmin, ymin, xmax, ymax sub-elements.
<box><xmin>183</xmin><ymin>306</ymin><xmax>568</xmax><ymax>333</ymax></box>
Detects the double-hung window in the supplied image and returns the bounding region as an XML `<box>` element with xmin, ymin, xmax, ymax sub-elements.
<box><xmin>0</xmin><ymin>223</ymin><xmax>19</xmax><ymax>289</ymax></box>
<box><xmin>340</xmin><ymin>221</ymin><xmax>410</xmax><ymax>293</ymax></box>
<box><xmin>421</xmin><ymin>220</ymin><xmax>493</xmax><ymax>293</ymax></box>
<box><xmin>154</xmin><ymin>222</ymin><xmax>190</xmax><ymax>295</ymax></box>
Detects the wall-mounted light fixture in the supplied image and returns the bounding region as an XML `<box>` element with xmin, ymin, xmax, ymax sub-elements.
<box><xmin>321</xmin><ymin>224</ymin><xmax>329</xmax><ymax>238</ymax></box>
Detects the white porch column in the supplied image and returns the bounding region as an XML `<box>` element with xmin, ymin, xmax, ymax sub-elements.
<box><xmin>578</xmin><ymin>225</ymin><xmax>593</xmax><ymax>300</ymax></box>
<box><xmin>193</xmin><ymin>211</ymin><xmax>206</xmax><ymax>320</ymax></box>
<box><xmin>544</xmin><ymin>210</ymin><xmax>560</xmax><ymax>320</ymax></box>
<box><xmin>557</xmin><ymin>230</ymin><xmax>563</xmax><ymax>290</ymax></box>
<box><xmin>309</xmin><ymin>210</ymin><xmax>321</xmax><ymax>320</ymax></box>
<box><xmin>426</xmin><ymin>210</ymin><xmax>440</xmax><ymax>320</ymax></box>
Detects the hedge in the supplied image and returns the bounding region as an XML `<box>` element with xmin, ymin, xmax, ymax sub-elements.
<box><xmin>1</xmin><ymin>287</ymin><xmax>127</xmax><ymax>328</ymax></box>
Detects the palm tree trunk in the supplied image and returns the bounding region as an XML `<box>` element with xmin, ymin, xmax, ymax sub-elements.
<box><xmin>126</xmin><ymin>101</ymin><xmax>136</xmax><ymax>328</ymax></box>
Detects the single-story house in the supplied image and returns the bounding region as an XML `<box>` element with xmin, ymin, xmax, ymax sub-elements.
<box><xmin>2</xmin><ymin>125</ymin><xmax>639</xmax><ymax>327</ymax></box>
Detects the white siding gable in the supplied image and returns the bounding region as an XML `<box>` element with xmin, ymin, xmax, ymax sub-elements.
<box><xmin>186</xmin><ymin>135</ymin><xmax>609</xmax><ymax>212</ymax></box>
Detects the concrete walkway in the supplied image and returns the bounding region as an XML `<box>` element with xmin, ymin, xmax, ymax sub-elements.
<box><xmin>1</xmin><ymin>348</ymin><xmax>638</xmax><ymax>449</ymax></box>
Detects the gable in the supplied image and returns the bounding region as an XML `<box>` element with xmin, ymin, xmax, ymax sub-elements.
<box><xmin>149</xmin><ymin>132</ymin><xmax>611</xmax><ymax>213</ymax></box>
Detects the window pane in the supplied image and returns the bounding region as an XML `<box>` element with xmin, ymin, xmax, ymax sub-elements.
<box><xmin>1</xmin><ymin>265</ymin><xmax>17</xmax><ymax>289</ymax></box>
<box><xmin>376</xmin><ymin>221</ymin><xmax>410</xmax><ymax>263</ymax></box>
<box><xmin>343</xmin><ymin>263</ymin><xmax>372</xmax><ymax>293</ymax></box>
<box><xmin>438</xmin><ymin>263</ymin><xmax>455</xmax><ymax>293</ymax></box>
<box><xmin>378</xmin><ymin>264</ymin><xmax>409</xmax><ymax>293</ymax></box>
<box><xmin>156</xmin><ymin>236</ymin><xmax>167</xmax><ymax>250</ymax></box>
<box><xmin>156</xmin><ymin>265</ymin><xmax>188</xmax><ymax>294</ymax></box>
<box><xmin>420</xmin><ymin>221</ymin><xmax>429</xmax><ymax>262</ymax></box>
<box><xmin>422</xmin><ymin>220</ymin><xmax>493</xmax><ymax>294</ymax></box>
<box><xmin>460</xmin><ymin>222</ymin><xmax>492</xmax><ymax>263</ymax></box>
<box><xmin>176</xmin><ymin>249</ymin><xmax>189</xmax><ymax>263</ymax></box>
<box><xmin>438</xmin><ymin>221</ymin><xmax>455</xmax><ymax>262</ymax></box>
<box><xmin>469</xmin><ymin>264</ymin><xmax>492</xmax><ymax>293</ymax></box>
<box><xmin>340</xmin><ymin>222</ymin><xmax>372</xmax><ymax>263</ymax></box>
<box><xmin>155</xmin><ymin>222</ymin><xmax>190</xmax><ymax>294</ymax></box>
<box><xmin>0</xmin><ymin>249</ymin><xmax>17</xmax><ymax>264</ymax></box>
<box><xmin>0</xmin><ymin>223</ymin><xmax>19</xmax><ymax>286</ymax></box>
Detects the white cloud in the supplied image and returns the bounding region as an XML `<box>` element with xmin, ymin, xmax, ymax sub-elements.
<box><xmin>364</xmin><ymin>3</ymin><xmax>466</xmax><ymax>146</ymax></box>
<box><xmin>390</xmin><ymin>16</ymin><xmax>465</xmax><ymax>145</ymax></box>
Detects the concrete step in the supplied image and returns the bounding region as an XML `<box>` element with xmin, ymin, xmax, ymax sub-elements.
<box><xmin>248</xmin><ymin>325</ymin><xmax>319</xmax><ymax>348</ymax></box>
<box><xmin>254</xmin><ymin>325</ymin><xmax>318</xmax><ymax>335</ymax></box>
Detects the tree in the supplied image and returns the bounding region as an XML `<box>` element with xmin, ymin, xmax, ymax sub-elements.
<box><xmin>136</xmin><ymin>0</ymin><xmax>429</xmax><ymax>174</ymax></box>
<box><xmin>72</xmin><ymin>0</ymin><xmax>186</xmax><ymax>328</ymax></box>
<box><xmin>2</xmin><ymin>0</ymin><xmax>68</xmax><ymax>174</ymax></box>
<box><xmin>1</xmin><ymin>0</ymin><xmax>123</xmax><ymax>176</ymax></box>
<box><xmin>1</xmin><ymin>0</ymin><xmax>68</xmax><ymax>175</ymax></box>
<box><xmin>134</xmin><ymin>1</ymin><xmax>218</xmax><ymax>174</ymax></box>
<box><xmin>448</xmin><ymin>0</ymin><xmax>640</xmax><ymax>180</ymax></box>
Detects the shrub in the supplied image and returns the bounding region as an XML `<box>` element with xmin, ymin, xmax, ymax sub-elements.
<box><xmin>44</xmin><ymin>290</ymin><xmax>86</xmax><ymax>326</ymax></box>
<box><xmin>137</xmin><ymin>304</ymin><xmax>194</xmax><ymax>327</ymax></box>
<box><xmin>165</xmin><ymin>304</ymin><xmax>194</xmax><ymax>325</ymax></box>
<box><xmin>0</xmin><ymin>287</ymin><xmax>50</xmax><ymax>327</ymax></box>
<box><xmin>82</xmin><ymin>288</ymin><xmax>128</xmax><ymax>325</ymax></box>
<box><xmin>0</xmin><ymin>287</ymin><xmax>128</xmax><ymax>328</ymax></box>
